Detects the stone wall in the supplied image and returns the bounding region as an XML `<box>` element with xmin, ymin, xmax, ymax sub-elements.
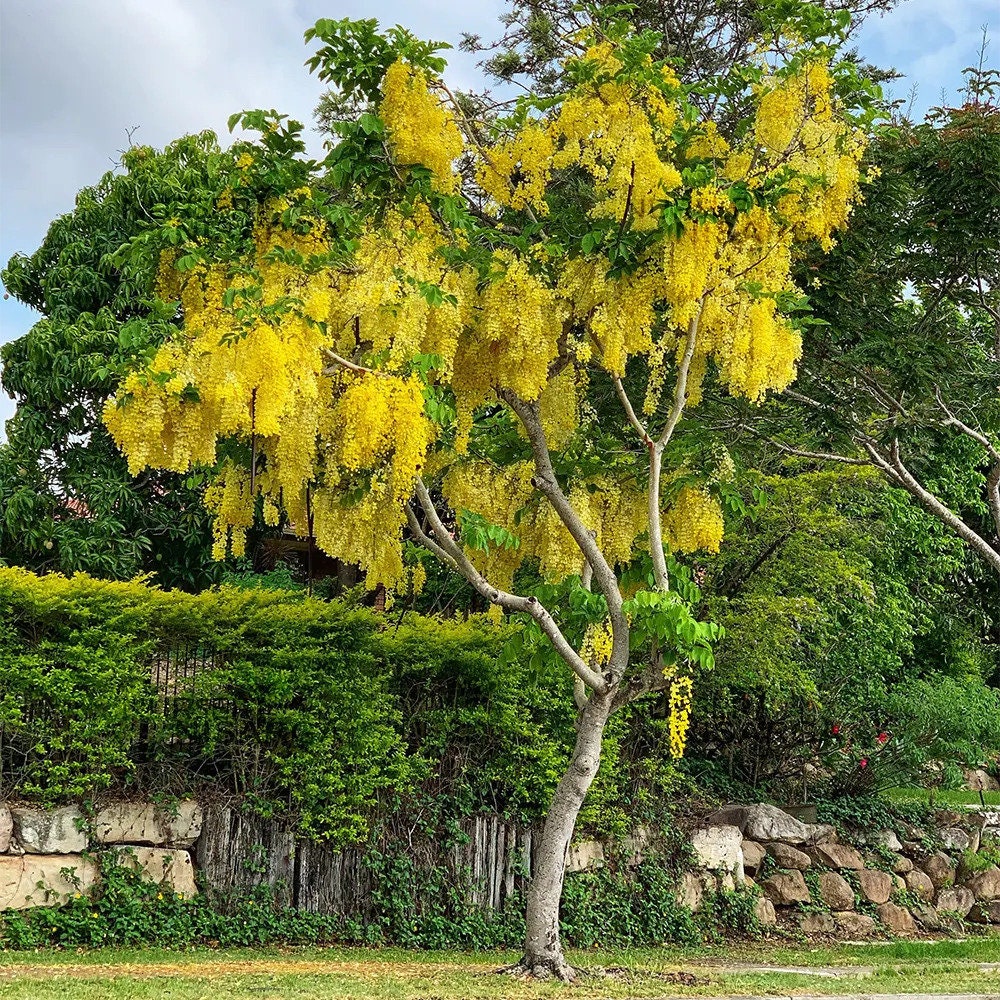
<box><xmin>0</xmin><ymin>802</ymin><xmax>199</xmax><ymax>909</ymax></box>
<box><xmin>684</xmin><ymin>803</ymin><xmax>1000</xmax><ymax>935</ymax></box>
<box><xmin>3</xmin><ymin>798</ymin><xmax>999</xmax><ymax>938</ymax></box>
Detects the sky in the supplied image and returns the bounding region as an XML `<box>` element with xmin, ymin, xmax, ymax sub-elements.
<box><xmin>0</xmin><ymin>0</ymin><xmax>996</xmax><ymax>437</ymax></box>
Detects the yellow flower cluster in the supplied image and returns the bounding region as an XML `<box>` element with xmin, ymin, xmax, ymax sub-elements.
<box><xmin>312</xmin><ymin>483</ymin><xmax>408</xmax><ymax>590</ymax></box>
<box><xmin>203</xmin><ymin>462</ymin><xmax>254</xmax><ymax>559</ymax></box>
<box><xmin>380</xmin><ymin>60</ymin><xmax>463</xmax><ymax>193</ymax></box>
<box><xmin>325</xmin><ymin>372</ymin><xmax>432</xmax><ymax>500</ymax></box>
<box><xmin>442</xmin><ymin>460</ymin><xmax>534</xmax><ymax>589</ymax></box>
<box><xmin>538</xmin><ymin>367</ymin><xmax>580</xmax><ymax>450</ymax></box>
<box><xmin>476</xmin><ymin>122</ymin><xmax>554</xmax><ymax>214</ymax></box>
<box><xmin>105</xmin><ymin>38</ymin><xmax>864</xmax><ymax>598</ymax></box>
<box><xmin>662</xmin><ymin>486</ymin><xmax>724</xmax><ymax>554</ymax></box>
<box><xmin>452</xmin><ymin>250</ymin><xmax>565</xmax><ymax>449</ymax></box>
<box><xmin>559</xmin><ymin>260</ymin><xmax>659</xmax><ymax>375</ymax></box>
<box><xmin>581</xmin><ymin>619</ymin><xmax>614</xmax><ymax>666</ymax></box>
<box><xmin>668</xmin><ymin>674</ymin><xmax>693</xmax><ymax>758</ymax></box>
<box><xmin>552</xmin><ymin>44</ymin><xmax>682</xmax><ymax>230</ymax></box>
<box><xmin>442</xmin><ymin>460</ymin><xmax>648</xmax><ymax>586</ymax></box>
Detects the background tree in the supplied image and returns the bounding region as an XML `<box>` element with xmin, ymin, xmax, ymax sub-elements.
<box><xmin>0</xmin><ymin>133</ymin><xmax>246</xmax><ymax>587</ymax></box>
<box><xmin>100</xmin><ymin>8</ymin><xmax>870</xmax><ymax>977</ymax></box>
<box><xmin>464</xmin><ymin>0</ymin><xmax>897</xmax><ymax>106</ymax></box>
<box><xmin>747</xmin><ymin>65</ymin><xmax>1000</xmax><ymax>577</ymax></box>
<box><xmin>686</xmin><ymin>464</ymin><xmax>999</xmax><ymax>795</ymax></box>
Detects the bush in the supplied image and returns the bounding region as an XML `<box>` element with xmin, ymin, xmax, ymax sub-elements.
<box><xmin>0</xmin><ymin>567</ymin><xmax>684</xmax><ymax>843</ymax></box>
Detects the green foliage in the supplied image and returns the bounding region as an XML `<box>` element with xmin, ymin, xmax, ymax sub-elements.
<box><xmin>0</xmin><ymin>134</ymin><xmax>241</xmax><ymax>589</ymax></box>
<box><xmin>0</xmin><ymin>567</ymin><xmax>689</xmax><ymax>843</ymax></box>
<box><xmin>814</xmin><ymin>794</ymin><xmax>932</xmax><ymax>835</ymax></box>
<box><xmin>0</xmin><ymin>569</ymin><xmax>407</xmax><ymax>842</ymax></box>
<box><xmin>0</xmin><ymin>629</ymin><xmax>154</xmax><ymax>803</ymax></box>
<box><xmin>682</xmin><ymin>464</ymin><xmax>1000</xmax><ymax>799</ymax></box>
<box><xmin>0</xmin><ymin>854</ymin><xmax>758</xmax><ymax>951</ymax></box>
<box><xmin>560</xmin><ymin>862</ymin><xmax>701</xmax><ymax>947</ymax></box>
<box><xmin>0</xmin><ymin>860</ymin><xmax>343</xmax><ymax>950</ymax></box>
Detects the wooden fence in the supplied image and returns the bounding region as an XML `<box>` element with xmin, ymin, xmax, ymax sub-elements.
<box><xmin>195</xmin><ymin>804</ymin><xmax>540</xmax><ymax>916</ymax></box>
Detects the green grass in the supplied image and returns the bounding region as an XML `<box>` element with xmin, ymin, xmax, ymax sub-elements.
<box><xmin>2</xmin><ymin>938</ymin><xmax>999</xmax><ymax>999</ymax></box>
<box><xmin>885</xmin><ymin>786</ymin><xmax>1000</xmax><ymax>808</ymax></box>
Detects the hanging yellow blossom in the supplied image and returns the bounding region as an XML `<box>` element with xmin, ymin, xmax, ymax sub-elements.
<box><xmin>662</xmin><ymin>487</ymin><xmax>725</xmax><ymax>554</ymax></box>
<box><xmin>380</xmin><ymin>60</ymin><xmax>463</xmax><ymax>193</ymax></box>
<box><xmin>668</xmin><ymin>675</ymin><xmax>693</xmax><ymax>758</ymax></box>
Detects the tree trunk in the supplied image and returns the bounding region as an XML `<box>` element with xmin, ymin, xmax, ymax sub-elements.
<box><xmin>510</xmin><ymin>691</ymin><xmax>613</xmax><ymax>981</ymax></box>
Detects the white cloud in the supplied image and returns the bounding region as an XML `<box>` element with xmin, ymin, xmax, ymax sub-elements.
<box><xmin>856</xmin><ymin>0</ymin><xmax>995</xmax><ymax>114</ymax></box>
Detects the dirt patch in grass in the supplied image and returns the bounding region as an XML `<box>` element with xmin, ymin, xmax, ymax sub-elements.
<box><xmin>0</xmin><ymin>958</ymin><xmax>493</xmax><ymax>981</ymax></box>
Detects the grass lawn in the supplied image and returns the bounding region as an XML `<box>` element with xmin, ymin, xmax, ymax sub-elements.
<box><xmin>885</xmin><ymin>786</ymin><xmax>1000</xmax><ymax>808</ymax></box>
<box><xmin>2</xmin><ymin>937</ymin><xmax>999</xmax><ymax>998</ymax></box>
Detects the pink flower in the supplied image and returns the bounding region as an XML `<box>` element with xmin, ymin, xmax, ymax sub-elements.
<box><xmin>859</xmin><ymin>758</ymin><xmax>868</xmax><ymax>769</ymax></box>
<box><xmin>876</xmin><ymin>732</ymin><xmax>888</xmax><ymax>744</ymax></box>
<box><xmin>831</xmin><ymin>724</ymin><xmax>841</xmax><ymax>735</ymax></box>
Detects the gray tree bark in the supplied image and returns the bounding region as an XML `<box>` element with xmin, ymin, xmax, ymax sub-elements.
<box><xmin>512</xmin><ymin>690</ymin><xmax>613</xmax><ymax>981</ymax></box>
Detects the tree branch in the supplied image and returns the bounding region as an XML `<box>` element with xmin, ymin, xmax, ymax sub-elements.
<box><xmin>862</xmin><ymin>439</ymin><xmax>1000</xmax><ymax>576</ymax></box>
<box><xmin>934</xmin><ymin>388</ymin><xmax>1000</xmax><ymax>462</ymax></box>
<box><xmin>322</xmin><ymin>348</ymin><xmax>375</xmax><ymax>375</ymax></box>
<box><xmin>645</xmin><ymin>303</ymin><xmax>705</xmax><ymax>591</ymax></box>
<box><xmin>498</xmin><ymin>391</ymin><xmax>630</xmax><ymax>677</ymax></box>
<box><xmin>656</xmin><ymin>302</ymin><xmax>704</xmax><ymax>450</ymax></box>
<box><xmin>612</xmin><ymin>376</ymin><xmax>651</xmax><ymax>445</ymax></box>
<box><xmin>411</xmin><ymin>478</ymin><xmax>608</xmax><ymax>693</ymax></box>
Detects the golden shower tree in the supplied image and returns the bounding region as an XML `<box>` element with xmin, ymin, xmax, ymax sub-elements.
<box><xmin>105</xmin><ymin>10</ymin><xmax>868</xmax><ymax>978</ymax></box>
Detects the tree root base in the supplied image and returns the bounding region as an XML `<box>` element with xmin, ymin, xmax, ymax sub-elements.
<box><xmin>496</xmin><ymin>956</ymin><xmax>580</xmax><ymax>983</ymax></box>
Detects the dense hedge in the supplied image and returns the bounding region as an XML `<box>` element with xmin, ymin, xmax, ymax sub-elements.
<box><xmin>0</xmin><ymin>851</ymin><xmax>760</xmax><ymax>950</ymax></box>
<box><xmin>0</xmin><ymin>568</ymin><xmax>678</xmax><ymax>842</ymax></box>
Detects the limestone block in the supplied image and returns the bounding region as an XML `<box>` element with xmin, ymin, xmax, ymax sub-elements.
<box><xmin>936</xmin><ymin>886</ymin><xmax>975</xmax><ymax>916</ymax></box>
<box><xmin>856</xmin><ymin>869</ymin><xmax>892</xmax><ymax>905</ymax></box>
<box><xmin>0</xmin><ymin>853</ymin><xmax>99</xmax><ymax>909</ymax></box>
<box><xmin>741</xmin><ymin>840</ymin><xmax>766</xmax><ymax>874</ymax></box>
<box><xmin>165</xmin><ymin>801</ymin><xmax>203</xmax><ymax>847</ymax></box>
<box><xmin>706</xmin><ymin>803</ymin><xmax>833</xmax><ymax>845</ymax></box>
<box><xmin>909</xmin><ymin>903</ymin><xmax>942</xmax><ymax>930</ymax></box>
<box><xmin>674</xmin><ymin>871</ymin><xmax>703</xmax><ymax>912</ymax></box>
<box><xmin>891</xmin><ymin>852</ymin><xmax>913</xmax><ymax>874</ymax></box>
<box><xmin>11</xmin><ymin>806</ymin><xmax>86</xmax><ymax>854</ymax></box>
<box><xmin>817</xmin><ymin>870</ymin><xmax>854</xmax><ymax>910</ymax></box>
<box><xmin>964</xmin><ymin>768</ymin><xmax>1000</xmax><ymax>791</ymax></box>
<box><xmin>114</xmin><ymin>847</ymin><xmax>197</xmax><ymax>897</ymax></box>
<box><xmin>876</xmin><ymin>901</ymin><xmax>916</xmax><ymax>936</ymax></box>
<box><xmin>690</xmin><ymin>825</ymin><xmax>745</xmax><ymax>881</ymax></box>
<box><xmin>765</xmin><ymin>842</ymin><xmax>811</xmax><ymax>870</ymax></box>
<box><xmin>810</xmin><ymin>842</ymin><xmax>865</xmax><ymax>870</ymax></box>
<box><xmin>620</xmin><ymin>825</ymin><xmax>651</xmax><ymax>866</ymax></box>
<box><xmin>94</xmin><ymin>801</ymin><xmax>203</xmax><ymax>848</ymax></box>
<box><xmin>969</xmin><ymin>900</ymin><xmax>1000</xmax><ymax>924</ymax></box>
<box><xmin>872</xmin><ymin>829</ymin><xmax>903</xmax><ymax>852</ymax></box>
<box><xmin>858</xmin><ymin>828</ymin><xmax>902</xmax><ymax>852</ymax></box>
<box><xmin>0</xmin><ymin>805</ymin><xmax>12</xmax><ymax>853</ymax></box>
<box><xmin>967</xmin><ymin>866</ymin><xmax>1000</xmax><ymax>901</ymax></box>
<box><xmin>833</xmin><ymin>911</ymin><xmax>877</xmax><ymax>937</ymax></box>
<box><xmin>754</xmin><ymin>895</ymin><xmax>777</xmax><ymax>926</ymax></box>
<box><xmin>94</xmin><ymin>803</ymin><xmax>163</xmax><ymax>845</ymax></box>
<box><xmin>799</xmin><ymin>912</ymin><xmax>835</xmax><ymax>934</ymax></box>
<box><xmin>905</xmin><ymin>869</ymin><xmax>935</xmax><ymax>901</ymax></box>
<box><xmin>566</xmin><ymin>839</ymin><xmax>604</xmax><ymax>873</ymax></box>
<box><xmin>939</xmin><ymin>827</ymin><xmax>971</xmax><ymax>852</ymax></box>
<box><xmin>761</xmin><ymin>869</ymin><xmax>810</xmax><ymax>905</ymax></box>
<box><xmin>978</xmin><ymin>810</ymin><xmax>1000</xmax><ymax>836</ymax></box>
